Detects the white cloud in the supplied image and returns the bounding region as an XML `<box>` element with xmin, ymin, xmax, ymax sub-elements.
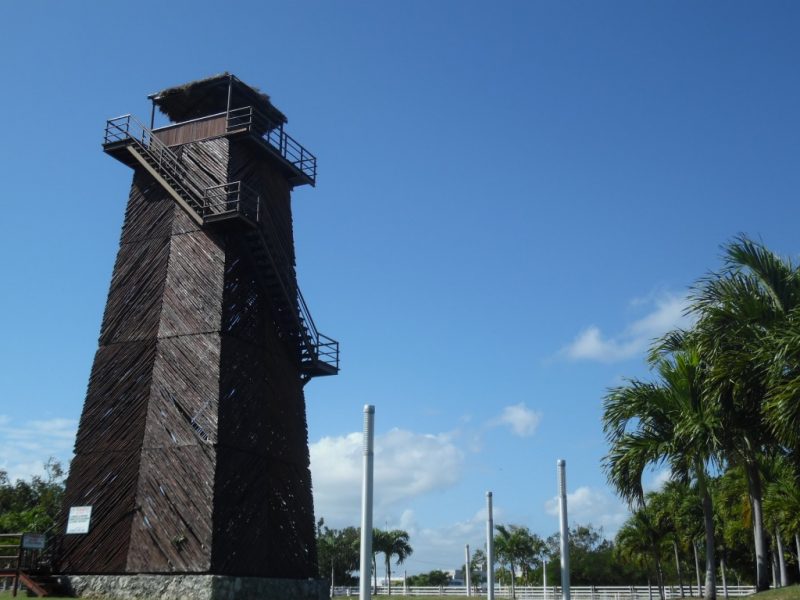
<box><xmin>0</xmin><ymin>415</ymin><xmax>77</xmax><ymax>482</ymax></box>
<box><xmin>644</xmin><ymin>468</ymin><xmax>672</xmax><ymax>492</ymax></box>
<box><xmin>398</xmin><ymin>509</ymin><xmax>418</xmax><ymax>535</ymax></box>
<box><xmin>562</xmin><ymin>293</ymin><xmax>692</xmax><ymax>363</ymax></box>
<box><xmin>417</xmin><ymin>507</ymin><xmax>488</xmax><ymax>549</ymax></box>
<box><xmin>310</xmin><ymin>428</ymin><xmax>464</xmax><ymax>526</ymax></box>
<box><xmin>544</xmin><ymin>486</ymin><xmax>629</xmax><ymax>535</ymax></box>
<box><xmin>493</xmin><ymin>403</ymin><xmax>542</xmax><ymax>437</ymax></box>
<box><xmin>406</xmin><ymin>505</ymin><xmax>505</xmax><ymax>572</ymax></box>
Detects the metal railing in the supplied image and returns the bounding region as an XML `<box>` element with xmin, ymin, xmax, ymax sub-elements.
<box><xmin>315</xmin><ymin>333</ymin><xmax>340</xmax><ymax>372</ymax></box>
<box><xmin>201</xmin><ymin>180</ymin><xmax>338</xmax><ymax>374</ymax></box>
<box><xmin>201</xmin><ymin>181</ymin><xmax>260</xmax><ymax>222</ymax></box>
<box><xmin>240</xmin><ymin>183</ymin><xmax>338</xmax><ymax>374</ymax></box>
<box><xmin>332</xmin><ymin>585</ymin><xmax>758</xmax><ymax>598</ymax></box>
<box><xmin>104</xmin><ymin>114</ymin><xmax>207</xmax><ymax>208</ymax></box>
<box><xmin>226</xmin><ymin>106</ymin><xmax>317</xmax><ymax>184</ymax></box>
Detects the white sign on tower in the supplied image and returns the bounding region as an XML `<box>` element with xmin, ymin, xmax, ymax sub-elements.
<box><xmin>66</xmin><ymin>506</ymin><xmax>93</xmax><ymax>534</ymax></box>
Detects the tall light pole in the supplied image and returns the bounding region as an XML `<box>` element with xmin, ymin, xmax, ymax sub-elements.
<box><xmin>359</xmin><ymin>405</ymin><xmax>375</xmax><ymax>600</ymax></box>
<box><xmin>466</xmin><ymin>543</ymin><xmax>472</xmax><ymax>596</ymax></box>
<box><xmin>486</xmin><ymin>491</ymin><xmax>495</xmax><ymax>600</ymax></box>
<box><xmin>557</xmin><ymin>460</ymin><xmax>570</xmax><ymax>600</ymax></box>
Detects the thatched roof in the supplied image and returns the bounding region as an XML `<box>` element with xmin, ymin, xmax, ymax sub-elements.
<box><xmin>149</xmin><ymin>73</ymin><xmax>288</xmax><ymax>125</ymax></box>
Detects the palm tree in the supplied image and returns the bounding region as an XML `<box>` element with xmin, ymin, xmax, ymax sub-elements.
<box><xmin>372</xmin><ymin>528</ymin><xmax>389</xmax><ymax>592</ymax></box>
<box><xmin>616</xmin><ymin>505</ymin><xmax>668</xmax><ymax>595</ymax></box>
<box><xmin>495</xmin><ymin>525</ymin><xmax>517</xmax><ymax>598</ymax></box>
<box><xmin>713</xmin><ymin>465</ymin><xmax>762</xmax><ymax>588</ymax></box>
<box><xmin>762</xmin><ymin>456</ymin><xmax>800</xmax><ymax>584</ymax></box>
<box><xmin>761</xmin><ymin>312</ymin><xmax>800</xmax><ymax>454</ymax></box>
<box><xmin>471</xmin><ymin>548</ymin><xmax>487</xmax><ymax>591</ymax></box>
<box><xmin>603</xmin><ymin>346</ymin><xmax>722</xmax><ymax>600</ymax></box>
<box><xmin>648</xmin><ymin>481</ymin><xmax>695</xmax><ymax>597</ymax></box>
<box><xmin>671</xmin><ymin>482</ymin><xmax>706</xmax><ymax>596</ymax></box>
<box><xmin>382</xmin><ymin>529</ymin><xmax>413</xmax><ymax>595</ymax></box>
<box><xmin>689</xmin><ymin>236</ymin><xmax>800</xmax><ymax>590</ymax></box>
<box><xmin>492</xmin><ymin>525</ymin><xmax>542</xmax><ymax>595</ymax></box>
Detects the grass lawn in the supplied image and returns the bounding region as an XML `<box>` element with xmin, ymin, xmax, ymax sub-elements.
<box><xmin>746</xmin><ymin>586</ymin><xmax>800</xmax><ymax>600</ymax></box>
<box><xmin>368</xmin><ymin>592</ymin><xmax>798</xmax><ymax>600</ymax></box>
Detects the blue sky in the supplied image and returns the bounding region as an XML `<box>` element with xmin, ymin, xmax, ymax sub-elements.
<box><xmin>1</xmin><ymin>1</ymin><xmax>799</xmax><ymax>575</ymax></box>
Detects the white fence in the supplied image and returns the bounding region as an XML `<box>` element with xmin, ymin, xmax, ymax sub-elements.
<box><xmin>332</xmin><ymin>585</ymin><xmax>757</xmax><ymax>598</ymax></box>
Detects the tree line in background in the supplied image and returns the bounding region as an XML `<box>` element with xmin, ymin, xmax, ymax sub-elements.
<box><xmin>316</xmin><ymin>519</ymin><xmax>414</xmax><ymax>592</ymax></box>
<box><xmin>315</xmin><ymin>519</ymin><xmax>674</xmax><ymax>590</ymax></box>
<box><xmin>603</xmin><ymin>236</ymin><xmax>800</xmax><ymax>600</ymax></box>
<box><xmin>0</xmin><ymin>459</ymin><xmax>64</xmax><ymax>533</ymax></box>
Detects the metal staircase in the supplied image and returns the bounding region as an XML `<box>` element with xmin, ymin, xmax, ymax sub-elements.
<box><xmin>103</xmin><ymin>114</ymin><xmax>338</xmax><ymax>381</ymax></box>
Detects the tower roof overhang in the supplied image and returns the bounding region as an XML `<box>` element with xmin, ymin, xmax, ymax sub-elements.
<box><xmin>149</xmin><ymin>72</ymin><xmax>288</xmax><ymax>125</ymax></box>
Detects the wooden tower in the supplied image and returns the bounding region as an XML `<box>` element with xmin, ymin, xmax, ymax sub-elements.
<box><xmin>60</xmin><ymin>74</ymin><xmax>338</xmax><ymax>581</ymax></box>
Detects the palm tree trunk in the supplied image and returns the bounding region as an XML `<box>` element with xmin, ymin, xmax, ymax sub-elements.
<box><xmin>386</xmin><ymin>554</ymin><xmax>391</xmax><ymax>596</ymax></box>
<box><xmin>650</xmin><ymin>543</ymin><xmax>665</xmax><ymax>600</ymax></box>
<box><xmin>775</xmin><ymin>529</ymin><xmax>787</xmax><ymax>587</ymax></box>
<box><xmin>697</xmin><ymin>468</ymin><xmax>717</xmax><ymax>600</ymax></box>
<box><xmin>693</xmin><ymin>541</ymin><xmax>702</xmax><ymax>594</ymax></box>
<box><xmin>795</xmin><ymin>533</ymin><xmax>800</xmax><ymax>577</ymax></box>
<box><xmin>673</xmin><ymin>540</ymin><xmax>685</xmax><ymax>598</ymax></box>
<box><xmin>373</xmin><ymin>554</ymin><xmax>378</xmax><ymax>594</ymax></box>
<box><xmin>745</xmin><ymin>460</ymin><xmax>769</xmax><ymax>591</ymax></box>
<box><xmin>770</xmin><ymin>548</ymin><xmax>777</xmax><ymax>588</ymax></box>
<box><xmin>510</xmin><ymin>561</ymin><xmax>516</xmax><ymax>600</ymax></box>
<box><xmin>655</xmin><ymin>552</ymin><xmax>665</xmax><ymax>600</ymax></box>
<box><xmin>720</xmin><ymin>554</ymin><xmax>728</xmax><ymax>600</ymax></box>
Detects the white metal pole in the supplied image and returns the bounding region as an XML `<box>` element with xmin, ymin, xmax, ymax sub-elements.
<box><xmin>543</xmin><ymin>557</ymin><xmax>548</xmax><ymax>600</ymax></box>
<box><xmin>558</xmin><ymin>460</ymin><xmax>571</xmax><ymax>600</ymax></box>
<box><xmin>359</xmin><ymin>405</ymin><xmax>375</xmax><ymax>600</ymax></box>
<box><xmin>466</xmin><ymin>543</ymin><xmax>472</xmax><ymax>596</ymax></box>
<box><xmin>487</xmin><ymin>491</ymin><xmax>495</xmax><ymax>600</ymax></box>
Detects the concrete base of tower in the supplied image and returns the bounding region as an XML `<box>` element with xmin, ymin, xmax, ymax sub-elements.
<box><xmin>64</xmin><ymin>573</ymin><xmax>329</xmax><ymax>600</ymax></box>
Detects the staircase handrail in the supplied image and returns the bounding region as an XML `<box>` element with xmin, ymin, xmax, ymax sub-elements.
<box><xmin>104</xmin><ymin>115</ymin><xmax>208</xmax><ymax>207</ymax></box>
<box><xmin>241</xmin><ymin>184</ymin><xmax>335</xmax><ymax>369</ymax></box>
<box><xmin>200</xmin><ymin>180</ymin><xmax>336</xmax><ymax>370</ymax></box>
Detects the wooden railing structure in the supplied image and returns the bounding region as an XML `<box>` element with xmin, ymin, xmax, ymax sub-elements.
<box><xmin>332</xmin><ymin>585</ymin><xmax>758</xmax><ymax>598</ymax></box>
<box><xmin>0</xmin><ymin>533</ymin><xmax>62</xmax><ymax>597</ymax></box>
<box><xmin>103</xmin><ymin>114</ymin><xmax>338</xmax><ymax>381</ymax></box>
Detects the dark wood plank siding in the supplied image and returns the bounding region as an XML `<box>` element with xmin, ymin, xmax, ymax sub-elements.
<box><xmin>126</xmin><ymin>444</ymin><xmax>216</xmax><ymax>572</ymax></box>
<box><xmin>61</xmin><ymin>125</ymin><xmax>318</xmax><ymax>578</ymax></box>
<box><xmin>210</xmin><ymin>230</ymin><xmax>315</xmax><ymax>577</ymax></box>
<box><xmin>154</xmin><ymin>115</ymin><xmax>227</xmax><ymax>147</ymax></box>
<box><xmin>60</xmin><ymin>172</ymin><xmax>174</xmax><ymax>573</ymax></box>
